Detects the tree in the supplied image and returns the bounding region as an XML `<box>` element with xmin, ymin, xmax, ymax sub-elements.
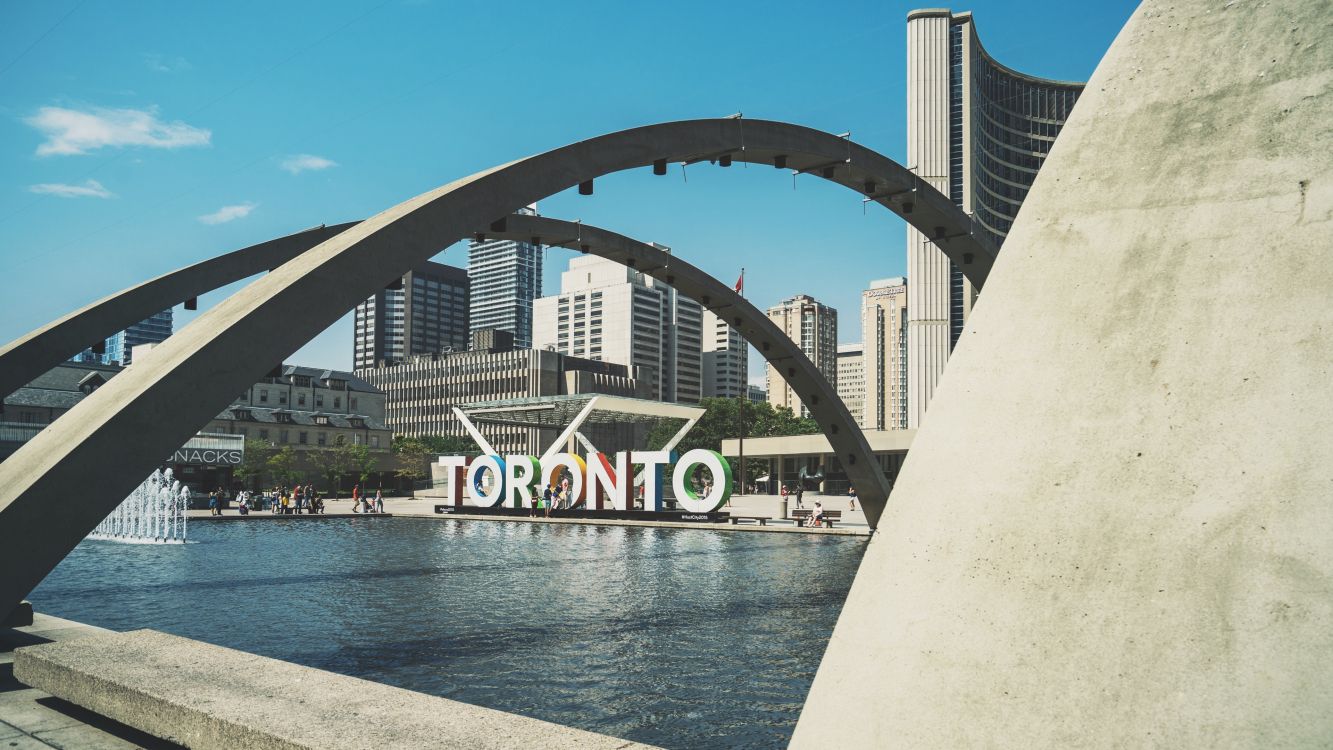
<box><xmin>236</xmin><ymin>439</ymin><xmax>273</xmax><ymax>490</ymax></box>
<box><xmin>348</xmin><ymin>442</ymin><xmax>378</xmax><ymax>487</ymax></box>
<box><xmin>393</xmin><ymin>439</ymin><xmax>432</xmax><ymax>489</ymax></box>
<box><xmin>309</xmin><ymin>444</ymin><xmax>354</xmax><ymax>496</ymax></box>
<box><xmin>391</xmin><ymin>434</ymin><xmax>478</xmax><ymax>455</ymax></box>
<box><xmin>266</xmin><ymin>446</ymin><xmax>300</xmax><ymax>487</ymax></box>
<box><xmin>646</xmin><ymin>397</ymin><xmax>819</xmax><ymax>485</ymax></box>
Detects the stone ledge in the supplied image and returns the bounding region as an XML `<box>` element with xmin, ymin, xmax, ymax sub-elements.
<box><xmin>16</xmin><ymin>629</ymin><xmax>655</xmax><ymax>750</ymax></box>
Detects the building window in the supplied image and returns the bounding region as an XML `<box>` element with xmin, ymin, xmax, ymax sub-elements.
<box><xmin>298</xmin><ymin>394</ymin><xmax>306</xmax><ymax>407</ymax></box>
<box><xmin>299</xmin><ymin>432</ymin><xmax>308</xmax><ymax>445</ymax></box>
<box><xmin>316</xmin><ymin>394</ymin><xmax>324</xmax><ymax>407</ymax></box>
<box><xmin>350</xmin><ymin>397</ymin><xmax>358</xmax><ymax>410</ymax></box>
<box><xmin>370</xmin><ymin>435</ymin><xmax>379</xmax><ymax>448</ymax></box>
<box><xmin>258</xmin><ymin>390</ymin><xmax>268</xmax><ymax>403</ymax></box>
<box><xmin>354</xmin><ymin>434</ymin><xmax>363</xmax><ymax>445</ymax></box>
<box><xmin>276</xmin><ymin>412</ymin><xmax>293</xmax><ymax>424</ymax></box>
<box><xmin>334</xmin><ymin>397</ymin><xmax>341</xmax><ymax>409</ymax></box>
<box><xmin>318</xmin><ymin>432</ymin><xmax>327</xmax><ymax>446</ymax></box>
<box><xmin>279</xmin><ymin>393</ymin><xmax>288</xmax><ymax>404</ymax></box>
<box><xmin>315</xmin><ymin>416</ymin><xmax>329</xmax><ymax>426</ymax></box>
<box><xmin>259</xmin><ymin>429</ymin><xmax>269</xmax><ymax>441</ymax></box>
<box><xmin>280</xmin><ymin>430</ymin><xmax>289</xmax><ymax>443</ymax></box>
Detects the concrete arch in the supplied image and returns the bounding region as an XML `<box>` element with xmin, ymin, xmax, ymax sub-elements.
<box><xmin>0</xmin><ymin>223</ymin><xmax>358</xmax><ymax>400</ymax></box>
<box><xmin>492</xmin><ymin>213</ymin><xmax>892</xmax><ymax>516</ymax></box>
<box><xmin>0</xmin><ymin>118</ymin><xmax>986</xmax><ymax>614</ymax></box>
<box><xmin>0</xmin><ymin>212</ymin><xmax>888</xmax><ymax>519</ymax></box>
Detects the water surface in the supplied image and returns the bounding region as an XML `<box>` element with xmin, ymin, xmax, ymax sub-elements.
<box><xmin>31</xmin><ymin>518</ymin><xmax>865</xmax><ymax>748</ymax></box>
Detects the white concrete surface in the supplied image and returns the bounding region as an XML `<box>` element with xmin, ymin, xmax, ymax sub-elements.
<box><xmin>794</xmin><ymin>1</ymin><xmax>1333</xmax><ymax>746</ymax></box>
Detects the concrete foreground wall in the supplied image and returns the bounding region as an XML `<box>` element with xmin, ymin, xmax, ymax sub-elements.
<box><xmin>794</xmin><ymin>0</ymin><xmax>1333</xmax><ymax>746</ymax></box>
<box><xmin>16</xmin><ymin>629</ymin><xmax>655</xmax><ymax>749</ymax></box>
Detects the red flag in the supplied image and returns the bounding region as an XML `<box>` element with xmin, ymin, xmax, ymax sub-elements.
<box><xmin>734</xmin><ymin>270</ymin><xmax>743</xmax><ymax>295</ymax></box>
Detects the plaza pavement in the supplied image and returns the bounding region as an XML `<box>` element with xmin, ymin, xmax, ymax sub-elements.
<box><xmin>188</xmin><ymin>493</ymin><xmax>873</xmax><ymax>535</ymax></box>
<box><xmin>0</xmin><ymin>614</ymin><xmax>179</xmax><ymax>749</ymax></box>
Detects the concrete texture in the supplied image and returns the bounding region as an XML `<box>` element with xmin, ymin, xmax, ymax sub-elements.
<box><xmin>1</xmin><ymin>613</ymin><xmax>178</xmax><ymax>749</ymax></box>
<box><xmin>793</xmin><ymin>1</ymin><xmax>1333</xmax><ymax>746</ymax></box>
<box><xmin>0</xmin><ymin>119</ymin><xmax>985</xmax><ymax>617</ymax></box>
<box><xmin>0</xmin><ymin>223</ymin><xmax>358</xmax><ymax>400</ymax></box>
<box><xmin>15</xmin><ymin>629</ymin><xmax>654</xmax><ymax>750</ymax></box>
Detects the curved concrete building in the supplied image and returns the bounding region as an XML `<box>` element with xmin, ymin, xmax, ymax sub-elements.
<box><xmin>906</xmin><ymin>8</ymin><xmax>1085</xmax><ymax>427</ymax></box>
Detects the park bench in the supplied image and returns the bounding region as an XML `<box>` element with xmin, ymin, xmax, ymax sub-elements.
<box><xmin>788</xmin><ymin>509</ymin><xmax>842</xmax><ymax>528</ymax></box>
<box><xmin>728</xmin><ymin>515</ymin><xmax>769</xmax><ymax>526</ymax></box>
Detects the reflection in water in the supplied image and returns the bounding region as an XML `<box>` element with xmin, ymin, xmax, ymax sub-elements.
<box><xmin>31</xmin><ymin>518</ymin><xmax>865</xmax><ymax>749</ymax></box>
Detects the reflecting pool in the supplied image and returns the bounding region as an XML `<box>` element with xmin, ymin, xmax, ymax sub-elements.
<box><xmin>31</xmin><ymin>518</ymin><xmax>865</xmax><ymax>748</ymax></box>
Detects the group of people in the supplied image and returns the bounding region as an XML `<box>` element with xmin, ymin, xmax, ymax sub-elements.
<box><xmin>349</xmin><ymin>484</ymin><xmax>385</xmax><ymax>514</ymax></box>
<box><xmin>532</xmin><ymin>477</ymin><xmax>573</xmax><ymax>517</ymax></box>
<box><xmin>778</xmin><ymin>483</ymin><xmax>857</xmax><ymax>512</ymax></box>
<box><xmin>265</xmin><ymin>484</ymin><xmax>326</xmax><ymax>515</ymax></box>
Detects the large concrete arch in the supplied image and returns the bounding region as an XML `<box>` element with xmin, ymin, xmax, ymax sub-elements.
<box><xmin>0</xmin><ymin>118</ymin><xmax>979</xmax><ymax>615</ymax></box>
<box><xmin>0</xmin><ymin>223</ymin><xmax>358</xmax><ymax>400</ymax></box>
<box><xmin>0</xmin><ymin>211</ymin><xmax>889</xmax><ymax>518</ymax></box>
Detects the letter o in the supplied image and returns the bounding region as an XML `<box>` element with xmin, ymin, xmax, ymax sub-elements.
<box><xmin>672</xmin><ymin>449</ymin><xmax>733</xmax><ymax>513</ymax></box>
<box><xmin>540</xmin><ymin>453</ymin><xmax>586</xmax><ymax>505</ymax></box>
<box><xmin>467</xmin><ymin>455</ymin><xmax>506</xmax><ymax>507</ymax></box>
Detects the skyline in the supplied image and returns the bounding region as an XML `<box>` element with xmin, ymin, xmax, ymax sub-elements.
<box><xmin>0</xmin><ymin>0</ymin><xmax>1137</xmax><ymax>377</ymax></box>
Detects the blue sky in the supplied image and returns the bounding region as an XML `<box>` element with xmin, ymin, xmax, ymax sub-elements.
<box><xmin>0</xmin><ymin>0</ymin><xmax>1137</xmax><ymax>377</ymax></box>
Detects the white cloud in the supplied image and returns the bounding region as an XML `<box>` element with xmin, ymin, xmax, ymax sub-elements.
<box><xmin>280</xmin><ymin>154</ymin><xmax>338</xmax><ymax>174</ymax></box>
<box><xmin>25</xmin><ymin>105</ymin><xmax>211</xmax><ymax>157</ymax></box>
<box><xmin>143</xmin><ymin>53</ymin><xmax>191</xmax><ymax>73</ymax></box>
<box><xmin>27</xmin><ymin>179</ymin><xmax>115</xmax><ymax>199</ymax></box>
<box><xmin>198</xmin><ymin>202</ymin><xmax>257</xmax><ymax>225</ymax></box>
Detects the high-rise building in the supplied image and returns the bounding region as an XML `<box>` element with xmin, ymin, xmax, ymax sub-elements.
<box><xmin>702</xmin><ymin>309</ymin><xmax>746</xmax><ymax>399</ymax></box>
<box><xmin>353</xmin><ymin>260</ymin><xmax>469</xmax><ymax>369</ymax></box>
<box><xmin>90</xmin><ymin>309</ymin><xmax>173</xmax><ymax>366</ymax></box>
<box><xmin>836</xmin><ymin>343</ymin><xmax>867</xmax><ymax>428</ymax></box>
<box><xmin>862</xmin><ymin>277</ymin><xmax>909</xmax><ymax>431</ymax></box>
<box><xmin>764</xmin><ymin>294</ymin><xmax>837</xmax><ymax>418</ymax></box>
<box><xmin>746</xmin><ymin>384</ymin><xmax>767</xmax><ymax>404</ymax></box>
<box><xmin>905</xmin><ymin>8</ymin><xmax>1084</xmax><ymax>427</ymax></box>
<box><xmin>532</xmin><ymin>254</ymin><xmax>703</xmax><ymax>403</ymax></box>
<box><xmin>468</xmin><ymin>205</ymin><xmax>542</xmax><ymax>349</ymax></box>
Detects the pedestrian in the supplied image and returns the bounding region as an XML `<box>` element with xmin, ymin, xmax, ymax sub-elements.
<box><xmin>207</xmin><ymin>490</ymin><xmax>218</xmax><ymax>516</ymax></box>
<box><xmin>541</xmin><ymin>483</ymin><xmax>553</xmax><ymax>518</ymax></box>
<box><xmin>374</xmin><ymin>488</ymin><xmax>384</xmax><ymax>514</ymax></box>
<box><xmin>847</xmin><ymin>485</ymin><xmax>857</xmax><ymax>512</ymax></box>
<box><xmin>351</xmin><ymin>484</ymin><xmax>360</xmax><ymax>513</ymax></box>
<box><xmin>795</xmin><ymin>484</ymin><xmax>804</xmax><ymax>510</ymax></box>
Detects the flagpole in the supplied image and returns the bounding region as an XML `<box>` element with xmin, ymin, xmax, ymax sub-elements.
<box><xmin>737</xmin><ymin>268</ymin><xmax>746</xmax><ymax>497</ymax></box>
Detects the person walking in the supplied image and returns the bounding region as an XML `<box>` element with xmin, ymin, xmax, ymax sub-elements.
<box><xmin>351</xmin><ymin>484</ymin><xmax>360</xmax><ymax>513</ymax></box>
<box><xmin>847</xmin><ymin>485</ymin><xmax>857</xmax><ymax>512</ymax></box>
<box><xmin>374</xmin><ymin>488</ymin><xmax>384</xmax><ymax>514</ymax></box>
<box><xmin>795</xmin><ymin>484</ymin><xmax>804</xmax><ymax>510</ymax></box>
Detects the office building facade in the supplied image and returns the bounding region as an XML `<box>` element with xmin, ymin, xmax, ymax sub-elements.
<box><xmin>468</xmin><ymin>205</ymin><xmax>542</xmax><ymax>349</ymax></box>
<box><xmin>532</xmin><ymin>254</ymin><xmax>703</xmax><ymax>403</ymax></box>
<box><xmin>765</xmin><ymin>294</ymin><xmax>837</xmax><ymax>418</ymax></box>
<box><xmin>208</xmin><ymin>365</ymin><xmax>390</xmax><ymax>451</ymax></box>
<box><xmin>836</xmin><ymin>343</ymin><xmax>867</xmax><ymax>428</ymax></box>
<box><xmin>862</xmin><ymin>277</ymin><xmax>910</xmax><ymax>431</ymax></box>
<box><xmin>905</xmin><ymin>8</ymin><xmax>1084</xmax><ymax>426</ymax></box>
<box><xmin>702</xmin><ymin>309</ymin><xmax>747</xmax><ymax>399</ymax></box>
<box><xmin>358</xmin><ymin>348</ymin><xmax>646</xmax><ymax>455</ymax></box>
<box><xmin>353</xmin><ymin>260</ymin><xmax>469</xmax><ymax>369</ymax></box>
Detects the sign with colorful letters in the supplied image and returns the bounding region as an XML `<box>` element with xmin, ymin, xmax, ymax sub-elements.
<box><xmin>437</xmin><ymin>449</ymin><xmax>733</xmax><ymax>513</ymax></box>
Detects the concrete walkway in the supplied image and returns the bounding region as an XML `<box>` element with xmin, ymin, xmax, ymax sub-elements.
<box><xmin>0</xmin><ymin>614</ymin><xmax>180</xmax><ymax>749</ymax></box>
<box><xmin>192</xmin><ymin>495</ymin><xmax>872</xmax><ymax>536</ymax></box>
